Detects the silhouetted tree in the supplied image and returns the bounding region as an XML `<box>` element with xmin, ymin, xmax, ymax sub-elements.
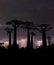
<box><xmin>30</xmin><ymin>32</ymin><xmax>35</xmax><ymax>49</ymax></box>
<box><xmin>34</xmin><ymin>24</ymin><xmax>53</xmax><ymax>49</ymax></box>
<box><xmin>36</xmin><ymin>24</ymin><xmax>53</xmax><ymax>49</ymax></box>
<box><xmin>47</xmin><ymin>36</ymin><xmax>51</xmax><ymax>46</ymax></box>
<box><xmin>5</xmin><ymin>27</ymin><xmax>13</xmax><ymax>48</ymax></box>
<box><xmin>21</xmin><ymin>21</ymin><xmax>33</xmax><ymax>49</ymax></box>
<box><xmin>6</xmin><ymin>19</ymin><xmax>24</xmax><ymax>47</ymax></box>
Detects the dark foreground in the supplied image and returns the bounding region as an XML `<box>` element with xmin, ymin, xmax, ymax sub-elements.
<box><xmin>0</xmin><ymin>44</ymin><xmax>54</xmax><ymax>57</ymax></box>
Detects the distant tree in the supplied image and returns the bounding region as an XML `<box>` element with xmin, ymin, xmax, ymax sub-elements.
<box><xmin>30</xmin><ymin>32</ymin><xmax>35</xmax><ymax>49</ymax></box>
<box><xmin>20</xmin><ymin>21</ymin><xmax>34</xmax><ymax>49</ymax></box>
<box><xmin>6</xmin><ymin>19</ymin><xmax>24</xmax><ymax>47</ymax></box>
<box><xmin>47</xmin><ymin>36</ymin><xmax>51</xmax><ymax>46</ymax></box>
<box><xmin>34</xmin><ymin>24</ymin><xmax>53</xmax><ymax>49</ymax></box>
<box><xmin>5</xmin><ymin>27</ymin><xmax>13</xmax><ymax>47</ymax></box>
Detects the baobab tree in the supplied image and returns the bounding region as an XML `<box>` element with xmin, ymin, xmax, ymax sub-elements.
<box><xmin>33</xmin><ymin>24</ymin><xmax>53</xmax><ymax>49</ymax></box>
<box><xmin>6</xmin><ymin>19</ymin><xmax>24</xmax><ymax>47</ymax></box>
<box><xmin>47</xmin><ymin>36</ymin><xmax>51</xmax><ymax>46</ymax></box>
<box><xmin>30</xmin><ymin>32</ymin><xmax>36</xmax><ymax>49</ymax></box>
<box><xmin>37</xmin><ymin>24</ymin><xmax>53</xmax><ymax>49</ymax></box>
<box><xmin>5</xmin><ymin>27</ymin><xmax>13</xmax><ymax>48</ymax></box>
<box><xmin>20</xmin><ymin>21</ymin><xmax>34</xmax><ymax>49</ymax></box>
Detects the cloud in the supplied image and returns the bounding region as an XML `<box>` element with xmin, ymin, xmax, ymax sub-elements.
<box><xmin>0</xmin><ymin>0</ymin><xmax>54</xmax><ymax>46</ymax></box>
<box><xmin>0</xmin><ymin>0</ymin><xmax>54</xmax><ymax>24</ymax></box>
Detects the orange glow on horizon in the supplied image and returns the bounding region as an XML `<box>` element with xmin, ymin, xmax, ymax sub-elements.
<box><xmin>2</xmin><ymin>41</ymin><xmax>9</xmax><ymax>48</ymax></box>
<box><xmin>17</xmin><ymin>38</ymin><xmax>27</xmax><ymax>48</ymax></box>
<box><xmin>37</xmin><ymin>40</ymin><xmax>42</xmax><ymax>46</ymax></box>
<box><xmin>0</xmin><ymin>39</ymin><xmax>42</xmax><ymax>48</ymax></box>
<box><xmin>34</xmin><ymin>40</ymin><xmax>42</xmax><ymax>48</ymax></box>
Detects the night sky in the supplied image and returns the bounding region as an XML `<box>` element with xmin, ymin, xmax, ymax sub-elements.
<box><xmin>0</xmin><ymin>0</ymin><xmax>54</xmax><ymax>48</ymax></box>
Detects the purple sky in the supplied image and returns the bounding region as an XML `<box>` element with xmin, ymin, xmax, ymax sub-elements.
<box><xmin>0</xmin><ymin>0</ymin><xmax>54</xmax><ymax>47</ymax></box>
